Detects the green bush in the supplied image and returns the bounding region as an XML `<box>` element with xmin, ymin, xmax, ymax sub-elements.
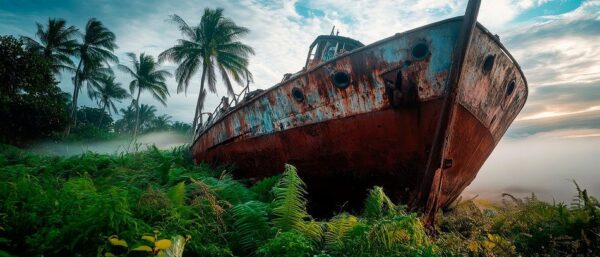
<box><xmin>257</xmin><ymin>231</ymin><xmax>315</xmax><ymax>257</ymax></box>
<box><xmin>0</xmin><ymin>35</ymin><xmax>68</xmax><ymax>145</ymax></box>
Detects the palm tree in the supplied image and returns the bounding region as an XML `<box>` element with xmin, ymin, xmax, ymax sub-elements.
<box><xmin>159</xmin><ymin>8</ymin><xmax>255</xmax><ymax>134</ymax></box>
<box><xmin>21</xmin><ymin>18</ymin><xmax>78</xmax><ymax>74</ymax></box>
<box><xmin>89</xmin><ymin>74</ymin><xmax>130</xmax><ymax>125</ymax></box>
<box><xmin>115</xmin><ymin>104</ymin><xmax>136</xmax><ymax>133</ymax></box>
<box><xmin>152</xmin><ymin>114</ymin><xmax>172</xmax><ymax>131</ymax></box>
<box><xmin>137</xmin><ymin>104</ymin><xmax>157</xmax><ymax>132</ymax></box>
<box><xmin>119</xmin><ymin>53</ymin><xmax>171</xmax><ymax>139</ymax></box>
<box><xmin>68</xmin><ymin>18</ymin><xmax>118</xmax><ymax>134</ymax></box>
<box><xmin>171</xmin><ymin>121</ymin><xmax>192</xmax><ymax>134</ymax></box>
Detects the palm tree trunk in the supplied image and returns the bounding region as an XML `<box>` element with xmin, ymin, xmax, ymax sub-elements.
<box><xmin>192</xmin><ymin>64</ymin><xmax>208</xmax><ymax>137</ymax></box>
<box><xmin>99</xmin><ymin>102</ymin><xmax>107</xmax><ymax>127</ymax></box>
<box><xmin>133</xmin><ymin>89</ymin><xmax>142</xmax><ymax>140</ymax></box>
<box><xmin>66</xmin><ymin>58</ymin><xmax>84</xmax><ymax>136</ymax></box>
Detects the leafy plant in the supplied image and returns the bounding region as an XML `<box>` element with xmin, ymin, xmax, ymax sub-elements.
<box><xmin>257</xmin><ymin>231</ymin><xmax>315</xmax><ymax>257</ymax></box>
<box><xmin>363</xmin><ymin>186</ymin><xmax>398</xmax><ymax>219</ymax></box>
<box><xmin>229</xmin><ymin>201</ymin><xmax>272</xmax><ymax>253</ymax></box>
<box><xmin>0</xmin><ymin>35</ymin><xmax>69</xmax><ymax>145</ymax></box>
<box><xmin>271</xmin><ymin>164</ymin><xmax>322</xmax><ymax>241</ymax></box>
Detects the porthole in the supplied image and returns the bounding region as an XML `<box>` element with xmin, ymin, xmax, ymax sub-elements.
<box><xmin>292</xmin><ymin>87</ymin><xmax>304</xmax><ymax>102</ymax></box>
<box><xmin>483</xmin><ymin>55</ymin><xmax>495</xmax><ymax>73</ymax></box>
<box><xmin>332</xmin><ymin>71</ymin><xmax>350</xmax><ymax>89</ymax></box>
<box><xmin>506</xmin><ymin>80</ymin><xmax>516</xmax><ymax>96</ymax></box>
<box><xmin>411</xmin><ymin>43</ymin><xmax>429</xmax><ymax>59</ymax></box>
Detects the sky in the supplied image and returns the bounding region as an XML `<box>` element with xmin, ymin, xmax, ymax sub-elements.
<box><xmin>1</xmin><ymin>0</ymin><xmax>599</xmax><ymax>202</ymax></box>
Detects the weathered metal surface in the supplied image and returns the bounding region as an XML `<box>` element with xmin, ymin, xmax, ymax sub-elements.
<box><xmin>434</xmin><ymin>24</ymin><xmax>529</xmax><ymax>208</ymax></box>
<box><xmin>416</xmin><ymin>0</ymin><xmax>481</xmax><ymax>224</ymax></box>
<box><xmin>191</xmin><ymin>14</ymin><xmax>528</xmax><ymax>215</ymax></box>
<box><xmin>457</xmin><ymin>27</ymin><xmax>528</xmax><ymax>142</ymax></box>
<box><xmin>193</xmin><ymin>20</ymin><xmax>461</xmax><ymax>152</ymax></box>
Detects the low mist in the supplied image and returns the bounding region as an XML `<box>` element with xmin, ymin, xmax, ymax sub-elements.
<box><xmin>464</xmin><ymin>129</ymin><xmax>600</xmax><ymax>203</ymax></box>
<box><xmin>27</xmin><ymin>128</ymin><xmax>600</xmax><ymax>204</ymax></box>
<box><xmin>29</xmin><ymin>131</ymin><xmax>189</xmax><ymax>156</ymax></box>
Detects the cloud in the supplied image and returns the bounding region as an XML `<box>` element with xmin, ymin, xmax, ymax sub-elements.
<box><xmin>501</xmin><ymin>1</ymin><xmax>600</xmax><ymax>138</ymax></box>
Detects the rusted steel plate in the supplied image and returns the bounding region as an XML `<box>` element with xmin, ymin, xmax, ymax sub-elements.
<box><xmin>199</xmin><ymin>100</ymin><xmax>445</xmax><ymax>215</ymax></box>
<box><xmin>457</xmin><ymin>27</ymin><xmax>528</xmax><ymax>143</ymax></box>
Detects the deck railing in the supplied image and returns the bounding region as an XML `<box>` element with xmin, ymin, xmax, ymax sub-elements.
<box><xmin>194</xmin><ymin>80</ymin><xmax>252</xmax><ymax>138</ymax></box>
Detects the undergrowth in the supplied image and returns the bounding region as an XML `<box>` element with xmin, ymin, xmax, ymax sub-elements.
<box><xmin>0</xmin><ymin>144</ymin><xmax>598</xmax><ymax>256</ymax></box>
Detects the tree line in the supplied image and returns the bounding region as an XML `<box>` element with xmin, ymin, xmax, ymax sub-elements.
<box><xmin>0</xmin><ymin>8</ymin><xmax>254</xmax><ymax>145</ymax></box>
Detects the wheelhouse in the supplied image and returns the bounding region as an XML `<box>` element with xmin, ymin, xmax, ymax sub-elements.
<box><xmin>304</xmin><ymin>35</ymin><xmax>364</xmax><ymax>69</ymax></box>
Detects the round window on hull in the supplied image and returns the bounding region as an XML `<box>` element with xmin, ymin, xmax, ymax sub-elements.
<box><xmin>506</xmin><ymin>80</ymin><xmax>516</xmax><ymax>96</ymax></box>
<box><xmin>332</xmin><ymin>71</ymin><xmax>351</xmax><ymax>89</ymax></box>
<box><xmin>411</xmin><ymin>43</ymin><xmax>429</xmax><ymax>59</ymax></box>
<box><xmin>483</xmin><ymin>55</ymin><xmax>495</xmax><ymax>73</ymax></box>
<box><xmin>292</xmin><ymin>87</ymin><xmax>304</xmax><ymax>102</ymax></box>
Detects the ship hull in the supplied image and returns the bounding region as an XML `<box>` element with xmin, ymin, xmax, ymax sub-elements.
<box><xmin>191</xmin><ymin>15</ymin><xmax>528</xmax><ymax>215</ymax></box>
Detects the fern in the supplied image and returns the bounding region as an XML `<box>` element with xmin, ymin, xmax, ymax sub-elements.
<box><xmin>363</xmin><ymin>186</ymin><xmax>396</xmax><ymax>219</ymax></box>
<box><xmin>168</xmin><ymin>181</ymin><xmax>186</xmax><ymax>206</ymax></box>
<box><xmin>367</xmin><ymin>214</ymin><xmax>429</xmax><ymax>252</ymax></box>
<box><xmin>323</xmin><ymin>214</ymin><xmax>358</xmax><ymax>251</ymax></box>
<box><xmin>271</xmin><ymin>164</ymin><xmax>322</xmax><ymax>241</ymax></box>
<box><xmin>229</xmin><ymin>201</ymin><xmax>272</xmax><ymax>253</ymax></box>
<box><xmin>251</xmin><ymin>175</ymin><xmax>281</xmax><ymax>202</ymax></box>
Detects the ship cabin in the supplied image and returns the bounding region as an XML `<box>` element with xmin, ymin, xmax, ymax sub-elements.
<box><xmin>304</xmin><ymin>35</ymin><xmax>364</xmax><ymax>69</ymax></box>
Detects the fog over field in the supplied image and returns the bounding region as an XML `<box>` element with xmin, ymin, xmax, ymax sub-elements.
<box><xmin>29</xmin><ymin>131</ymin><xmax>189</xmax><ymax>156</ymax></box>
<box><xmin>466</xmin><ymin>129</ymin><xmax>600</xmax><ymax>203</ymax></box>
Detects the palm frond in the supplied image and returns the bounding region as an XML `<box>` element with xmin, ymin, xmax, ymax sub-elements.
<box><xmin>167</xmin><ymin>14</ymin><xmax>195</xmax><ymax>39</ymax></box>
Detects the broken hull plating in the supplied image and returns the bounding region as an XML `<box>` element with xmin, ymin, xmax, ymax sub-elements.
<box><xmin>191</xmin><ymin>17</ymin><xmax>528</xmax><ymax>215</ymax></box>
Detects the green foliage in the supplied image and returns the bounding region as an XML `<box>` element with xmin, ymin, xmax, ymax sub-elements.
<box><xmin>168</xmin><ymin>182</ymin><xmax>186</xmax><ymax>206</ymax></box>
<box><xmin>323</xmin><ymin>213</ymin><xmax>358</xmax><ymax>252</ymax></box>
<box><xmin>229</xmin><ymin>201</ymin><xmax>272</xmax><ymax>253</ymax></box>
<box><xmin>20</xmin><ymin>18</ymin><xmax>78</xmax><ymax>74</ymax></box>
<box><xmin>271</xmin><ymin>164</ymin><xmax>323</xmax><ymax>241</ymax></box>
<box><xmin>69</xmin><ymin>18</ymin><xmax>118</xmax><ymax>132</ymax></box>
<box><xmin>327</xmin><ymin>189</ymin><xmax>434</xmax><ymax>257</ymax></box>
<box><xmin>118</xmin><ymin>52</ymin><xmax>171</xmax><ymax>138</ymax></box>
<box><xmin>72</xmin><ymin>106</ymin><xmax>114</xmax><ymax>132</ymax></box>
<box><xmin>251</xmin><ymin>175</ymin><xmax>280</xmax><ymax>202</ymax></box>
<box><xmin>491</xmin><ymin>189</ymin><xmax>600</xmax><ymax>256</ymax></box>
<box><xmin>257</xmin><ymin>231</ymin><xmax>315</xmax><ymax>257</ymax></box>
<box><xmin>0</xmin><ymin>35</ymin><xmax>69</xmax><ymax>145</ymax></box>
<box><xmin>363</xmin><ymin>186</ymin><xmax>398</xmax><ymax>219</ymax></box>
<box><xmin>0</xmin><ymin>145</ymin><xmax>598</xmax><ymax>257</ymax></box>
<box><xmin>89</xmin><ymin>74</ymin><xmax>130</xmax><ymax>116</ymax></box>
<box><xmin>159</xmin><ymin>9</ymin><xmax>255</xmax><ymax>131</ymax></box>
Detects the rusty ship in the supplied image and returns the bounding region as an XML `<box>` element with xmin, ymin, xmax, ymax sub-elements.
<box><xmin>191</xmin><ymin>0</ymin><xmax>527</xmax><ymax>217</ymax></box>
